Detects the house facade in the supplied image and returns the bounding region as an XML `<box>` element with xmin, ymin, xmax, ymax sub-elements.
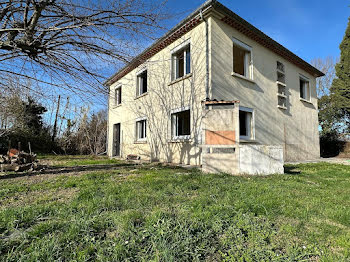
<box><xmin>106</xmin><ymin>0</ymin><xmax>324</xmax><ymax>174</ymax></box>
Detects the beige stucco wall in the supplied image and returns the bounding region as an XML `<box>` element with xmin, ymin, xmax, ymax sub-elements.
<box><xmin>108</xmin><ymin>21</ymin><xmax>208</xmax><ymax>165</ymax></box>
<box><xmin>108</xmin><ymin>13</ymin><xmax>320</xmax><ymax>165</ymax></box>
<box><xmin>210</xmin><ymin>17</ymin><xmax>320</xmax><ymax>162</ymax></box>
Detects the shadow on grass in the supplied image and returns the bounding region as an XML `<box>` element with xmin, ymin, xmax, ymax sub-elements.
<box><xmin>284</xmin><ymin>166</ymin><xmax>301</xmax><ymax>175</ymax></box>
<box><xmin>0</xmin><ymin>163</ymin><xmax>137</xmax><ymax>180</ymax></box>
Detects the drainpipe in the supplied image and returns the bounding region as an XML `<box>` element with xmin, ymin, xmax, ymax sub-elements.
<box><xmin>199</xmin><ymin>9</ymin><xmax>210</xmax><ymax>167</ymax></box>
<box><xmin>200</xmin><ymin>9</ymin><xmax>210</xmax><ymax>99</ymax></box>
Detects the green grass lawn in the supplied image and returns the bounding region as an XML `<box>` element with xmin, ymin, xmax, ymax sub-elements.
<box><xmin>0</xmin><ymin>158</ymin><xmax>350</xmax><ymax>261</ymax></box>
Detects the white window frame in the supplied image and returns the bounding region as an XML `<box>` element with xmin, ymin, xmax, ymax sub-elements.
<box><xmin>232</xmin><ymin>37</ymin><xmax>253</xmax><ymax>80</ymax></box>
<box><xmin>136</xmin><ymin>69</ymin><xmax>148</xmax><ymax>97</ymax></box>
<box><xmin>171</xmin><ymin>40</ymin><xmax>191</xmax><ymax>81</ymax></box>
<box><xmin>239</xmin><ymin>106</ymin><xmax>255</xmax><ymax>140</ymax></box>
<box><xmin>170</xmin><ymin>106</ymin><xmax>191</xmax><ymax>140</ymax></box>
<box><xmin>135</xmin><ymin>117</ymin><xmax>147</xmax><ymax>142</ymax></box>
<box><xmin>299</xmin><ymin>74</ymin><xmax>311</xmax><ymax>102</ymax></box>
<box><xmin>114</xmin><ymin>85</ymin><xmax>122</xmax><ymax>106</ymax></box>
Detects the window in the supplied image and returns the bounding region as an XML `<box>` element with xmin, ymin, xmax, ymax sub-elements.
<box><xmin>137</xmin><ymin>70</ymin><xmax>147</xmax><ymax>96</ymax></box>
<box><xmin>232</xmin><ymin>38</ymin><xmax>252</xmax><ymax>79</ymax></box>
<box><xmin>277</xmin><ymin>71</ymin><xmax>285</xmax><ymax>84</ymax></box>
<box><xmin>115</xmin><ymin>86</ymin><xmax>121</xmax><ymax>106</ymax></box>
<box><xmin>276</xmin><ymin>61</ymin><xmax>287</xmax><ymax>109</ymax></box>
<box><xmin>278</xmin><ymin>96</ymin><xmax>287</xmax><ymax>108</ymax></box>
<box><xmin>136</xmin><ymin>119</ymin><xmax>147</xmax><ymax>141</ymax></box>
<box><xmin>172</xmin><ymin>44</ymin><xmax>191</xmax><ymax>80</ymax></box>
<box><xmin>299</xmin><ymin>76</ymin><xmax>310</xmax><ymax>101</ymax></box>
<box><xmin>239</xmin><ymin>107</ymin><xmax>254</xmax><ymax>140</ymax></box>
<box><xmin>277</xmin><ymin>61</ymin><xmax>285</xmax><ymax>72</ymax></box>
<box><xmin>171</xmin><ymin>109</ymin><xmax>190</xmax><ymax>139</ymax></box>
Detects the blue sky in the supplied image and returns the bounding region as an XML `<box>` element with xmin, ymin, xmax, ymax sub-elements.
<box><xmin>165</xmin><ymin>0</ymin><xmax>349</xmax><ymax>62</ymax></box>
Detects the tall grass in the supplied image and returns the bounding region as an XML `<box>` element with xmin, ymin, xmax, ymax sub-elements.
<box><xmin>0</xmin><ymin>162</ymin><xmax>349</xmax><ymax>261</ymax></box>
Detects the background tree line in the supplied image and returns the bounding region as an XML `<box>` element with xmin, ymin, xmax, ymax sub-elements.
<box><xmin>312</xmin><ymin>17</ymin><xmax>350</xmax><ymax>157</ymax></box>
<box><xmin>0</xmin><ymin>83</ymin><xmax>107</xmax><ymax>155</ymax></box>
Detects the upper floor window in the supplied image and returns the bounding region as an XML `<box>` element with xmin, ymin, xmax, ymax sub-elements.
<box><xmin>137</xmin><ymin>70</ymin><xmax>147</xmax><ymax>96</ymax></box>
<box><xmin>232</xmin><ymin>37</ymin><xmax>253</xmax><ymax>79</ymax></box>
<box><xmin>276</xmin><ymin>61</ymin><xmax>287</xmax><ymax>110</ymax></box>
<box><xmin>277</xmin><ymin>61</ymin><xmax>285</xmax><ymax>73</ymax></box>
<box><xmin>299</xmin><ymin>75</ymin><xmax>310</xmax><ymax>101</ymax></box>
<box><xmin>239</xmin><ymin>107</ymin><xmax>254</xmax><ymax>140</ymax></box>
<box><xmin>115</xmin><ymin>86</ymin><xmax>122</xmax><ymax>106</ymax></box>
<box><xmin>277</xmin><ymin>61</ymin><xmax>286</xmax><ymax>84</ymax></box>
<box><xmin>172</xmin><ymin>43</ymin><xmax>191</xmax><ymax>80</ymax></box>
<box><xmin>136</xmin><ymin>118</ymin><xmax>147</xmax><ymax>141</ymax></box>
<box><xmin>171</xmin><ymin>108</ymin><xmax>190</xmax><ymax>139</ymax></box>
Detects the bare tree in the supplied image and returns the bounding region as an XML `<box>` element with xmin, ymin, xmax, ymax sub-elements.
<box><xmin>311</xmin><ymin>56</ymin><xmax>337</xmax><ymax>98</ymax></box>
<box><xmin>0</xmin><ymin>0</ymin><xmax>168</xmax><ymax>99</ymax></box>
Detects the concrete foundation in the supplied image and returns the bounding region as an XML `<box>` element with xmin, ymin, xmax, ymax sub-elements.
<box><xmin>239</xmin><ymin>145</ymin><xmax>284</xmax><ymax>175</ymax></box>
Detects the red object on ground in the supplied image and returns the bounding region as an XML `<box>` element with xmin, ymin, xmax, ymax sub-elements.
<box><xmin>8</xmin><ymin>148</ymin><xmax>19</xmax><ymax>157</ymax></box>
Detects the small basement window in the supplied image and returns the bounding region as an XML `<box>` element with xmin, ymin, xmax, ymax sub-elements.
<box><xmin>233</xmin><ymin>38</ymin><xmax>252</xmax><ymax>79</ymax></box>
<box><xmin>300</xmin><ymin>76</ymin><xmax>310</xmax><ymax>101</ymax></box>
<box><xmin>239</xmin><ymin>107</ymin><xmax>254</xmax><ymax>140</ymax></box>
<box><xmin>171</xmin><ymin>109</ymin><xmax>190</xmax><ymax>139</ymax></box>
<box><xmin>172</xmin><ymin>44</ymin><xmax>191</xmax><ymax>80</ymax></box>
<box><xmin>137</xmin><ymin>70</ymin><xmax>148</xmax><ymax>96</ymax></box>
<box><xmin>136</xmin><ymin>119</ymin><xmax>147</xmax><ymax>141</ymax></box>
<box><xmin>115</xmin><ymin>86</ymin><xmax>121</xmax><ymax>106</ymax></box>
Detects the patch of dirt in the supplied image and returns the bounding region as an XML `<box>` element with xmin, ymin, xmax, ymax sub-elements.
<box><xmin>0</xmin><ymin>163</ymin><xmax>138</xmax><ymax>183</ymax></box>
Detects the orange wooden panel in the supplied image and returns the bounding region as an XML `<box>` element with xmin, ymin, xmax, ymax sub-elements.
<box><xmin>205</xmin><ymin>130</ymin><xmax>236</xmax><ymax>145</ymax></box>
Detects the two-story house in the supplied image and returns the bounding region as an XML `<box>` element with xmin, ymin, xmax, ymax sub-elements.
<box><xmin>106</xmin><ymin>0</ymin><xmax>324</xmax><ymax>174</ymax></box>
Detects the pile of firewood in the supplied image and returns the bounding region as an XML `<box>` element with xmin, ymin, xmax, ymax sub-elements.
<box><xmin>0</xmin><ymin>148</ymin><xmax>38</xmax><ymax>172</ymax></box>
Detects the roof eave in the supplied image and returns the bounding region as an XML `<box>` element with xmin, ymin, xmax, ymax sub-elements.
<box><xmin>104</xmin><ymin>0</ymin><xmax>215</xmax><ymax>86</ymax></box>
<box><xmin>105</xmin><ymin>0</ymin><xmax>325</xmax><ymax>86</ymax></box>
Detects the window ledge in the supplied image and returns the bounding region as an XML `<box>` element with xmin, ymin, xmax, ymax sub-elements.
<box><xmin>134</xmin><ymin>140</ymin><xmax>147</xmax><ymax>144</ymax></box>
<box><xmin>168</xmin><ymin>73</ymin><xmax>192</xmax><ymax>86</ymax></box>
<box><xmin>239</xmin><ymin>139</ymin><xmax>258</xmax><ymax>143</ymax></box>
<box><xmin>135</xmin><ymin>92</ymin><xmax>148</xmax><ymax>100</ymax></box>
<box><xmin>231</xmin><ymin>72</ymin><xmax>256</xmax><ymax>84</ymax></box>
<box><xmin>276</xmin><ymin>81</ymin><xmax>286</xmax><ymax>87</ymax></box>
<box><xmin>112</xmin><ymin>103</ymin><xmax>122</xmax><ymax>109</ymax></box>
<box><xmin>168</xmin><ymin>137</ymin><xmax>191</xmax><ymax>143</ymax></box>
<box><xmin>277</xmin><ymin>105</ymin><xmax>287</xmax><ymax>110</ymax></box>
<box><xmin>300</xmin><ymin>98</ymin><xmax>312</xmax><ymax>104</ymax></box>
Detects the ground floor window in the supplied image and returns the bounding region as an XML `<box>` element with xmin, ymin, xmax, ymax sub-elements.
<box><xmin>171</xmin><ymin>109</ymin><xmax>190</xmax><ymax>139</ymax></box>
<box><xmin>239</xmin><ymin>107</ymin><xmax>254</xmax><ymax>140</ymax></box>
<box><xmin>136</xmin><ymin>119</ymin><xmax>147</xmax><ymax>141</ymax></box>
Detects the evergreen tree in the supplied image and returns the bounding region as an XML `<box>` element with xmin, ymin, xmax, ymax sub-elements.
<box><xmin>22</xmin><ymin>97</ymin><xmax>47</xmax><ymax>134</ymax></box>
<box><xmin>330</xmin><ymin>18</ymin><xmax>350</xmax><ymax>132</ymax></box>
